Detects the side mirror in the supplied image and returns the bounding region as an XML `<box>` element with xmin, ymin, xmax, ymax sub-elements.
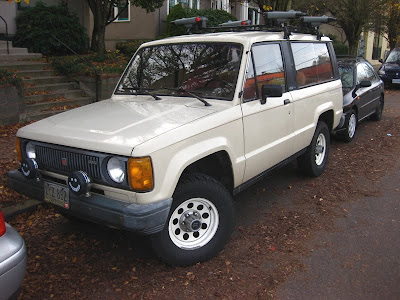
<box><xmin>352</xmin><ymin>80</ymin><xmax>371</xmax><ymax>97</ymax></box>
<box><xmin>379</xmin><ymin>59</ymin><xmax>383</xmax><ymax>63</ymax></box>
<box><xmin>261</xmin><ymin>84</ymin><xmax>282</xmax><ymax>105</ymax></box>
<box><xmin>359</xmin><ymin>80</ymin><xmax>371</xmax><ymax>88</ymax></box>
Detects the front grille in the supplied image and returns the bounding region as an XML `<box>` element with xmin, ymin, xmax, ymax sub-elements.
<box><xmin>36</xmin><ymin>145</ymin><xmax>101</xmax><ymax>179</ymax></box>
<box><xmin>386</xmin><ymin>71</ymin><xmax>400</xmax><ymax>78</ymax></box>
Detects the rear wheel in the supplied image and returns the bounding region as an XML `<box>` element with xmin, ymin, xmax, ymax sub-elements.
<box><xmin>298</xmin><ymin>121</ymin><xmax>330</xmax><ymax>177</ymax></box>
<box><xmin>371</xmin><ymin>96</ymin><xmax>384</xmax><ymax>121</ymax></box>
<box><xmin>151</xmin><ymin>173</ymin><xmax>234</xmax><ymax>266</ymax></box>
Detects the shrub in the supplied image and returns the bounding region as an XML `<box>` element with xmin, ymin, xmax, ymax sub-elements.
<box><xmin>51</xmin><ymin>52</ymin><xmax>129</xmax><ymax>77</ymax></box>
<box><xmin>333</xmin><ymin>41</ymin><xmax>349</xmax><ymax>56</ymax></box>
<box><xmin>13</xmin><ymin>1</ymin><xmax>88</xmax><ymax>55</ymax></box>
<box><xmin>0</xmin><ymin>70</ymin><xmax>23</xmax><ymax>89</ymax></box>
<box><xmin>327</xmin><ymin>34</ymin><xmax>349</xmax><ymax>56</ymax></box>
<box><xmin>165</xmin><ymin>4</ymin><xmax>237</xmax><ymax>37</ymax></box>
<box><xmin>115</xmin><ymin>40</ymin><xmax>151</xmax><ymax>58</ymax></box>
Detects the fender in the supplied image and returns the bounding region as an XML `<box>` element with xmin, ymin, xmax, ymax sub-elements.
<box><xmin>134</xmin><ymin>125</ymin><xmax>246</xmax><ymax>205</ymax></box>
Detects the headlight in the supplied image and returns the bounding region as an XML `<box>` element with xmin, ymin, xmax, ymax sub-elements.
<box><xmin>26</xmin><ymin>142</ymin><xmax>36</xmax><ymax>159</ymax></box>
<box><xmin>128</xmin><ymin>157</ymin><xmax>154</xmax><ymax>191</ymax></box>
<box><xmin>378</xmin><ymin>69</ymin><xmax>385</xmax><ymax>75</ymax></box>
<box><xmin>107</xmin><ymin>157</ymin><xmax>125</xmax><ymax>183</ymax></box>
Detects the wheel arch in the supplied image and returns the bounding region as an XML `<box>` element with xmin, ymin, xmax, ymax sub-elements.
<box><xmin>318</xmin><ymin>109</ymin><xmax>334</xmax><ymax>132</ymax></box>
<box><xmin>180</xmin><ymin>150</ymin><xmax>234</xmax><ymax>194</ymax></box>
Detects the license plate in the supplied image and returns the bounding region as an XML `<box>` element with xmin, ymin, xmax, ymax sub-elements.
<box><xmin>44</xmin><ymin>181</ymin><xmax>70</xmax><ymax>209</ymax></box>
<box><xmin>392</xmin><ymin>79</ymin><xmax>400</xmax><ymax>84</ymax></box>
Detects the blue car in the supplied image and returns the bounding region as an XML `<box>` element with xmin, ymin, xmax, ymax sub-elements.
<box><xmin>0</xmin><ymin>210</ymin><xmax>27</xmax><ymax>300</ymax></box>
<box><xmin>378</xmin><ymin>47</ymin><xmax>400</xmax><ymax>88</ymax></box>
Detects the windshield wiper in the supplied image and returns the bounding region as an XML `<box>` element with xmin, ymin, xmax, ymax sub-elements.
<box><xmin>163</xmin><ymin>87</ymin><xmax>211</xmax><ymax>107</ymax></box>
<box><xmin>121</xmin><ymin>86</ymin><xmax>162</xmax><ymax>100</ymax></box>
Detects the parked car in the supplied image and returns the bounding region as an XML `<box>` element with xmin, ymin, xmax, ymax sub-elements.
<box><xmin>8</xmin><ymin>16</ymin><xmax>343</xmax><ymax>266</ymax></box>
<box><xmin>335</xmin><ymin>56</ymin><xmax>384</xmax><ymax>142</ymax></box>
<box><xmin>378</xmin><ymin>47</ymin><xmax>400</xmax><ymax>88</ymax></box>
<box><xmin>0</xmin><ymin>210</ymin><xmax>27</xmax><ymax>300</ymax></box>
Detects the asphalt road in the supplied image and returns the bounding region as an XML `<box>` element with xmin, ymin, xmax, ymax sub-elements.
<box><xmin>276</xmin><ymin>90</ymin><xmax>400</xmax><ymax>299</ymax></box>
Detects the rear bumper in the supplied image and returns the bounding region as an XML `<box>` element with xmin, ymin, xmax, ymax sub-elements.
<box><xmin>335</xmin><ymin>109</ymin><xmax>349</xmax><ymax>132</ymax></box>
<box><xmin>0</xmin><ymin>226</ymin><xmax>27</xmax><ymax>300</ymax></box>
<box><xmin>7</xmin><ymin>169</ymin><xmax>172</xmax><ymax>235</ymax></box>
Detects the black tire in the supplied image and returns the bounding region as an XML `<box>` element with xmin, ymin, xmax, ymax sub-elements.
<box><xmin>340</xmin><ymin>109</ymin><xmax>357</xmax><ymax>143</ymax></box>
<box><xmin>370</xmin><ymin>96</ymin><xmax>384</xmax><ymax>121</ymax></box>
<box><xmin>151</xmin><ymin>173</ymin><xmax>234</xmax><ymax>266</ymax></box>
<box><xmin>298</xmin><ymin>121</ymin><xmax>330</xmax><ymax>177</ymax></box>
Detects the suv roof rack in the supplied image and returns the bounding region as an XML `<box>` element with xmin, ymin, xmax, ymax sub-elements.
<box><xmin>171</xmin><ymin>11</ymin><xmax>336</xmax><ymax>40</ymax></box>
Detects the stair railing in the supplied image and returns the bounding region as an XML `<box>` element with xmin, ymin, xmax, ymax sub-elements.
<box><xmin>51</xmin><ymin>35</ymin><xmax>100</xmax><ymax>103</ymax></box>
<box><xmin>0</xmin><ymin>16</ymin><xmax>10</xmax><ymax>55</ymax></box>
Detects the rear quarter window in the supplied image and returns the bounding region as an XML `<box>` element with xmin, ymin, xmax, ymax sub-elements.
<box><xmin>291</xmin><ymin>42</ymin><xmax>334</xmax><ymax>87</ymax></box>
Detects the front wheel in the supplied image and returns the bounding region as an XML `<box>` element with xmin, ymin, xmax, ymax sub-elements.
<box><xmin>151</xmin><ymin>173</ymin><xmax>234</xmax><ymax>266</ymax></box>
<box><xmin>341</xmin><ymin>109</ymin><xmax>357</xmax><ymax>143</ymax></box>
<box><xmin>298</xmin><ymin>121</ymin><xmax>330</xmax><ymax>177</ymax></box>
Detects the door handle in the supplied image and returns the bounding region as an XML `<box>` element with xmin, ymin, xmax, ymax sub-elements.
<box><xmin>284</xmin><ymin>99</ymin><xmax>291</xmax><ymax>105</ymax></box>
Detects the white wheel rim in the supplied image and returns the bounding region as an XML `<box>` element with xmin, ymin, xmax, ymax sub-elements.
<box><xmin>168</xmin><ymin>198</ymin><xmax>219</xmax><ymax>250</ymax></box>
<box><xmin>348</xmin><ymin>114</ymin><xmax>356</xmax><ymax>138</ymax></box>
<box><xmin>314</xmin><ymin>133</ymin><xmax>326</xmax><ymax>166</ymax></box>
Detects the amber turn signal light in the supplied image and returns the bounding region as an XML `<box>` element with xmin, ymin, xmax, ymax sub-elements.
<box><xmin>128</xmin><ymin>157</ymin><xmax>154</xmax><ymax>191</ymax></box>
<box><xmin>16</xmin><ymin>137</ymin><xmax>22</xmax><ymax>162</ymax></box>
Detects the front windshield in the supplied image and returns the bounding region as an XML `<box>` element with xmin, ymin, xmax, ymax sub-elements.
<box><xmin>115</xmin><ymin>43</ymin><xmax>243</xmax><ymax>100</ymax></box>
<box><xmin>338</xmin><ymin>64</ymin><xmax>354</xmax><ymax>88</ymax></box>
<box><xmin>386</xmin><ymin>49</ymin><xmax>400</xmax><ymax>63</ymax></box>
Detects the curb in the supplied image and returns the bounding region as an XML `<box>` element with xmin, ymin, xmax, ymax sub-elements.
<box><xmin>3</xmin><ymin>199</ymin><xmax>42</xmax><ymax>222</ymax></box>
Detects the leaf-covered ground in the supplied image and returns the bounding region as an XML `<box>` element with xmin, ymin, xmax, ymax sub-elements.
<box><xmin>2</xmin><ymin>89</ymin><xmax>400</xmax><ymax>299</ymax></box>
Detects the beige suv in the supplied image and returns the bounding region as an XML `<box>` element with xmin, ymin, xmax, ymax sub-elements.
<box><xmin>8</xmin><ymin>21</ymin><xmax>342</xmax><ymax>266</ymax></box>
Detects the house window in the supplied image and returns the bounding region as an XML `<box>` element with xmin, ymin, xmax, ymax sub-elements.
<box><xmin>168</xmin><ymin>0</ymin><xmax>200</xmax><ymax>13</ymax></box>
<box><xmin>112</xmin><ymin>0</ymin><xmax>130</xmax><ymax>22</ymax></box>
<box><xmin>248</xmin><ymin>7</ymin><xmax>259</xmax><ymax>25</ymax></box>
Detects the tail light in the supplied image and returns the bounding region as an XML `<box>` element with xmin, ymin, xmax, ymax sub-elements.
<box><xmin>0</xmin><ymin>211</ymin><xmax>6</xmax><ymax>237</ymax></box>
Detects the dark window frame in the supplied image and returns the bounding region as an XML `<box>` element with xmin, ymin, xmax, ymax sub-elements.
<box><xmin>290</xmin><ymin>41</ymin><xmax>336</xmax><ymax>89</ymax></box>
<box><xmin>242</xmin><ymin>41</ymin><xmax>288</xmax><ymax>103</ymax></box>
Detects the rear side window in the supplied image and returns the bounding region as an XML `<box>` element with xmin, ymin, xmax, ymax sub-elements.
<box><xmin>243</xmin><ymin>43</ymin><xmax>285</xmax><ymax>101</ymax></box>
<box><xmin>291</xmin><ymin>42</ymin><xmax>334</xmax><ymax>87</ymax></box>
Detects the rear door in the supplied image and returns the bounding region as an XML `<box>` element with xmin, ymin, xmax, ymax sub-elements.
<box><xmin>241</xmin><ymin>43</ymin><xmax>295</xmax><ymax>182</ymax></box>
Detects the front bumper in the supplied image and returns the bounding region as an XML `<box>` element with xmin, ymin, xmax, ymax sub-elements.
<box><xmin>7</xmin><ymin>169</ymin><xmax>172</xmax><ymax>235</ymax></box>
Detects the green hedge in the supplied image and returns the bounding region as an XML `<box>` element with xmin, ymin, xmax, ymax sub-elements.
<box><xmin>14</xmin><ymin>2</ymin><xmax>88</xmax><ymax>55</ymax></box>
<box><xmin>51</xmin><ymin>52</ymin><xmax>129</xmax><ymax>77</ymax></box>
<box><xmin>115</xmin><ymin>40</ymin><xmax>151</xmax><ymax>58</ymax></box>
<box><xmin>333</xmin><ymin>41</ymin><xmax>349</xmax><ymax>56</ymax></box>
<box><xmin>165</xmin><ymin>4</ymin><xmax>237</xmax><ymax>37</ymax></box>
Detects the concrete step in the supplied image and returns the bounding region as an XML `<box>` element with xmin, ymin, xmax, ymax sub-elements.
<box><xmin>25</xmin><ymin>97</ymin><xmax>93</xmax><ymax>114</ymax></box>
<box><xmin>23</xmin><ymin>76</ymin><xmax>72</xmax><ymax>85</ymax></box>
<box><xmin>15</xmin><ymin>69</ymin><xmax>57</xmax><ymax>78</ymax></box>
<box><xmin>24</xmin><ymin>82</ymin><xmax>79</xmax><ymax>94</ymax></box>
<box><xmin>0</xmin><ymin>62</ymin><xmax>51</xmax><ymax>71</ymax></box>
<box><xmin>0</xmin><ymin>41</ymin><xmax>11</xmax><ymax>48</ymax></box>
<box><xmin>25</xmin><ymin>89</ymin><xmax>87</xmax><ymax>104</ymax></box>
<box><xmin>0</xmin><ymin>47</ymin><xmax>28</xmax><ymax>55</ymax></box>
<box><xmin>23</xmin><ymin>110</ymin><xmax>69</xmax><ymax>122</ymax></box>
<box><xmin>0</xmin><ymin>53</ymin><xmax>42</xmax><ymax>61</ymax></box>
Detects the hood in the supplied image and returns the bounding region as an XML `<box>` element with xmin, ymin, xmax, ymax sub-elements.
<box><xmin>382</xmin><ymin>62</ymin><xmax>400</xmax><ymax>70</ymax></box>
<box><xmin>18</xmin><ymin>97</ymin><xmax>218</xmax><ymax>156</ymax></box>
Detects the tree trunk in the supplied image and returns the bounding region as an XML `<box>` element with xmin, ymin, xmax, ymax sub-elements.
<box><xmin>348</xmin><ymin>40</ymin><xmax>359</xmax><ymax>56</ymax></box>
<box><xmin>87</xmin><ymin>0</ymin><xmax>107</xmax><ymax>56</ymax></box>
